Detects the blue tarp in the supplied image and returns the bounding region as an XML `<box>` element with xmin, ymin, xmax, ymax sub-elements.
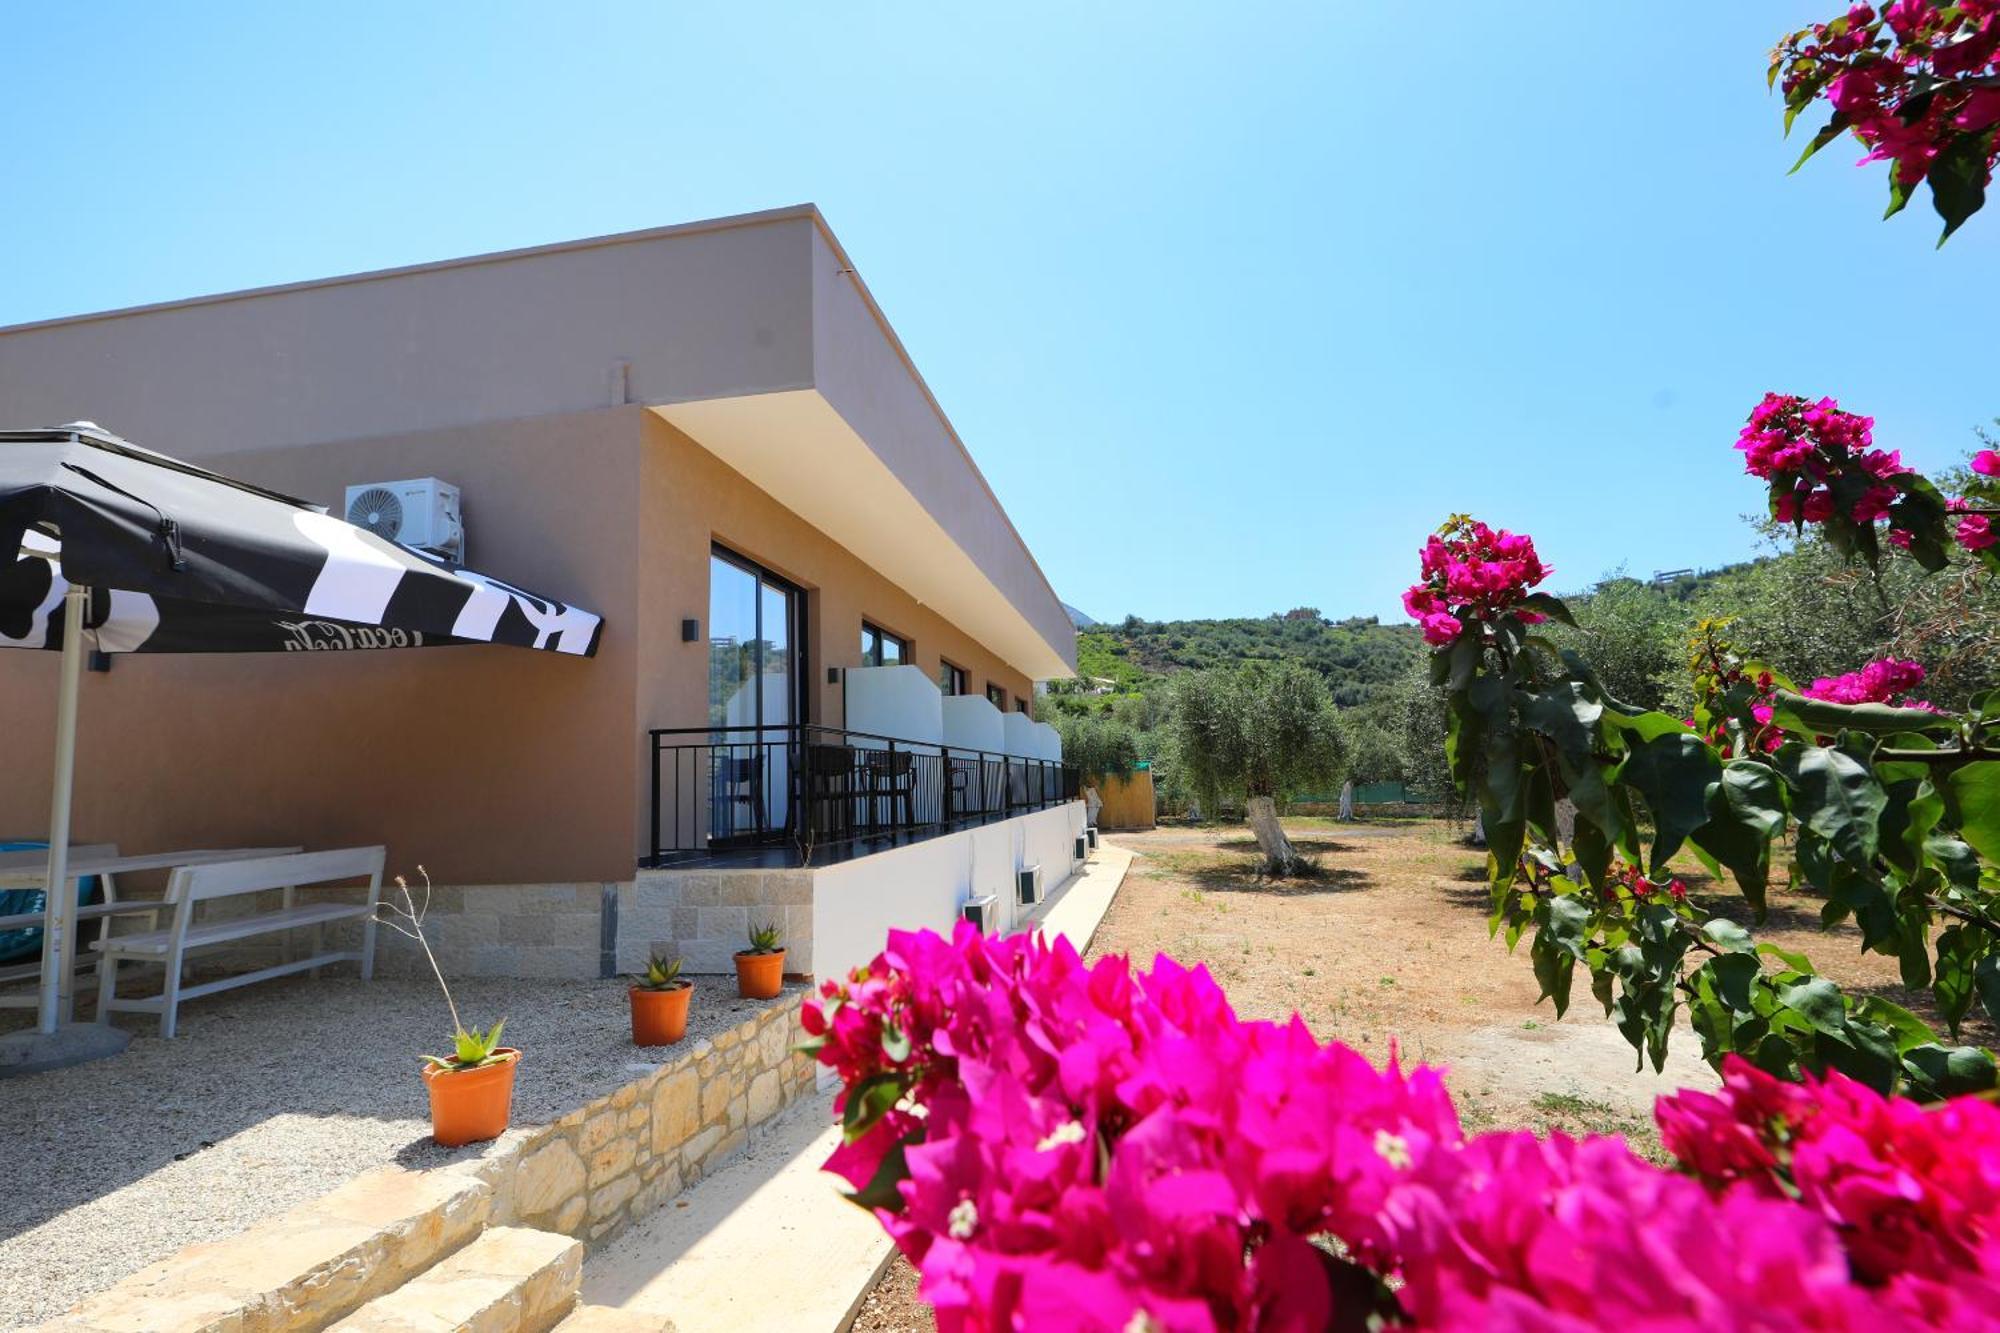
<box><xmin>0</xmin><ymin>841</ymin><xmax>99</xmax><ymax>965</ymax></box>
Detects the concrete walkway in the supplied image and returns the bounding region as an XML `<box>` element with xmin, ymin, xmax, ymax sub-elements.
<box><xmin>578</xmin><ymin>847</ymin><xmax>1133</xmax><ymax>1332</ymax></box>
<box><xmin>1028</xmin><ymin>842</ymin><xmax>1133</xmax><ymax>954</ymax></box>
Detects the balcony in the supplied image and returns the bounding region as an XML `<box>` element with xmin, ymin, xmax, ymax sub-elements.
<box><xmin>646</xmin><ymin>723</ymin><xmax>1081</xmax><ymax>868</ymax></box>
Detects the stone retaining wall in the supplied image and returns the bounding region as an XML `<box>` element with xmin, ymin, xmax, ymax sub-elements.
<box><xmin>487</xmin><ymin>989</ymin><xmax>816</xmax><ymax>1245</ymax></box>
<box><xmin>39</xmin><ymin>992</ymin><xmax>816</xmax><ymax>1333</ymax></box>
<box><xmin>619</xmin><ymin>869</ymin><xmax>815</xmax><ymax>976</ymax></box>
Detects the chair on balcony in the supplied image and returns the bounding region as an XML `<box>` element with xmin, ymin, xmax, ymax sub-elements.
<box><xmin>714</xmin><ymin>751</ymin><xmax>769</xmax><ymax>842</ymax></box>
<box><xmin>945</xmin><ymin>754</ymin><xmax>979</xmax><ymax>823</ymax></box>
<box><xmin>800</xmin><ymin>743</ymin><xmax>860</xmax><ymax>840</ymax></box>
<box><xmin>860</xmin><ymin>749</ymin><xmax>918</xmax><ymax>833</ymax></box>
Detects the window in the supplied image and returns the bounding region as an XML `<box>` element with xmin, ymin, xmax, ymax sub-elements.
<box><xmin>938</xmin><ymin>661</ymin><xmax>968</xmax><ymax>696</ymax></box>
<box><xmin>986</xmin><ymin>683</ymin><xmax>1008</xmax><ymax>709</ymax></box>
<box><xmin>1017</xmin><ymin>697</ymin><xmax>1032</xmax><ymax>714</ymax></box>
<box><xmin>709</xmin><ymin>548</ymin><xmax>806</xmax><ymax>731</ymax></box>
<box><xmin>860</xmin><ymin>622</ymin><xmax>909</xmax><ymax>668</ymax></box>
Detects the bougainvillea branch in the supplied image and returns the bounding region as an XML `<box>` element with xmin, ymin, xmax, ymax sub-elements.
<box><xmin>1775</xmin><ymin>2</ymin><xmax>2000</xmax><ymax>243</ymax></box>
<box><xmin>1408</xmin><ymin>393</ymin><xmax>2000</xmax><ymax>1104</ymax></box>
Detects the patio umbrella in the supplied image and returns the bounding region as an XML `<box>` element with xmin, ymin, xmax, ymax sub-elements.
<box><xmin>0</xmin><ymin>423</ymin><xmax>603</xmax><ymax>1037</ymax></box>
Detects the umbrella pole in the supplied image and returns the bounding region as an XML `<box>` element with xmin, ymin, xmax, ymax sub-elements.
<box><xmin>35</xmin><ymin>585</ymin><xmax>87</xmax><ymax>1035</ymax></box>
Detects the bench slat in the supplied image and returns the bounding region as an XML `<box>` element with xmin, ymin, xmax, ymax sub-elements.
<box><xmin>94</xmin><ymin>902</ymin><xmax>373</xmax><ymax>956</ymax></box>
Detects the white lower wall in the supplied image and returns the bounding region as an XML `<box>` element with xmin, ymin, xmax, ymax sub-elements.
<box><xmin>810</xmin><ymin>802</ymin><xmax>1087</xmax><ymax>984</ymax></box>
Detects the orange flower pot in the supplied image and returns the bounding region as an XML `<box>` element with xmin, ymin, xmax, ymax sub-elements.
<box><xmin>421</xmin><ymin>1048</ymin><xmax>520</xmax><ymax>1147</ymax></box>
<box><xmin>735</xmin><ymin>948</ymin><xmax>786</xmax><ymax>1000</ymax></box>
<box><xmin>629</xmin><ymin>983</ymin><xmax>693</xmax><ymax>1046</ymax></box>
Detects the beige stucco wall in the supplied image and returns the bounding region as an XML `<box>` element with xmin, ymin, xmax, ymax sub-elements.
<box><xmin>0</xmin><ymin>406</ymin><xmax>1040</xmax><ymax>885</ymax></box>
<box><xmin>0</xmin><ymin>409</ymin><xmax>645</xmax><ymax>885</ymax></box>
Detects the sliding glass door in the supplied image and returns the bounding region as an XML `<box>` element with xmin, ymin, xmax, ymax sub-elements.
<box><xmin>707</xmin><ymin>548</ymin><xmax>805</xmax><ymax>840</ymax></box>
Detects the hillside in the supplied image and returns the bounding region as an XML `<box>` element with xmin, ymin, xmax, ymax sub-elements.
<box><xmin>1075</xmin><ymin>609</ymin><xmax>1420</xmax><ymax>708</ymax></box>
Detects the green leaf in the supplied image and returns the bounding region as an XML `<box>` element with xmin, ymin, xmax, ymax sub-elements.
<box><xmin>1777</xmin><ymin>977</ymin><xmax>1848</xmax><ymax>1037</ymax></box>
<box><xmin>1600</xmin><ymin>709</ymin><xmax>1697</xmax><ymax>745</ymax></box>
<box><xmin>842</xmin><ymin>1072</ymin><xmax>907</xmax><ymax>1143</ymax></box>
<box><xmin>1930</xmin><ymin>129</ymin><xmax>1993</xmax><ymax>245</ymax></box>
<box><xmin>1517</xmin><ymin>592</ymin><xmax>1576</xmax><ymax>627</ymax></box>
<box><xmin>1902</xmin><ymin>1044</ymin><xmax>1999</xmax><ymax>1099</ymax></box>
<box><xmin>1944</xmin><ymin>762</ymin><xmax>2000</xmax><ymax>861</ymax></box>
<box><xmin>1757</xmin><ymin>939</ymin><xmax>1813</xmax><ymax>974</ymax></box>
<box><xmin>842</xmin><ymin>1134</ymin><xmax>915</xmax><ymax>1213</ymax></box>
<box><xmin>881</xmin><ymin>1021</ymin><xmax>911</xmax><ymax>1064</ymax></box>
<box><xmin>1789</xmin><ymin>112</ymin><xmax>1850</xmax><ymax>173</ymax></box>
<box><xmin>1701</xmin><ymin>918</ymin><xmax>1755</xmax><ymax>954</ymax></box>
<box><xmin>1978</xmin><ymin>954</ymin><xmax>2000</xmax><ymax>1030</ymax></box>
<box><xmin>1621</xmin><ymin>733</ymin><xmax>1723</xmax><ymax>874</ymax></box>
<box><xmin>1784</xmin><ymin>746</ymin><xmax>1886</xmax><ymax>867</ymax></box>
<box><xmin>1531</xmin><ymin>928</ymin><xmax>1575</xmax><ymax>1018</ymax></box>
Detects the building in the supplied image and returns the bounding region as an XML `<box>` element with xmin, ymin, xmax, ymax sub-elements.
<box><xmin>0</xmin><ymin>205</ymin><xmax>1080</xmax><ymax>984</ymax></box>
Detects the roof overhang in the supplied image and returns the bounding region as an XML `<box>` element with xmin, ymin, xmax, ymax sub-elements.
<box><xmin>657</xmin><ymin>390</ymin><xmax>1073</xmax><ymax>679</ymax></box>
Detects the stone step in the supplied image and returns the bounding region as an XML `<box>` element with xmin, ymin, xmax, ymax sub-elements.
<box><xmin>554</xmin><ymin>1306</ymin><xmax>681</xmax><ymax>1332</ymax></box>
<box><xmin>36</xmin><ymin>1164</ymin><xmax>492</xmax><ymax>1333</ymax></box>
<box><xmin>330</xmin><ymin>1226</ymin><xmax>583</xmax><ymax>1333</ymax></box>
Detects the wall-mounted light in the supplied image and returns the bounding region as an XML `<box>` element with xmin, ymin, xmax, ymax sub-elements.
<box><xmin>88</xmin><ymin>650</ymin><xmax>112</xmax><ymax>674</ymax></box>
<box><xmin>827</xmin><ymin>666</ymin><xmax>842</xmax><ymax>686</ymax></box>
<box><xmin>681</xmin><ymin>618</ymin><xmax>699</xmax><ymax>642</ymax></box>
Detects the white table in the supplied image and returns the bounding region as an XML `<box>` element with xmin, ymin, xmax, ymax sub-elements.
<box><xmin>0</xmin><ymin>846</ymin><xmax>302</xmax><ymax>1025</ymax></box>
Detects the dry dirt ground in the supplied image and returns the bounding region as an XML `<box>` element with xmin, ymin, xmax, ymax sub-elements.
<box><xmin>853</xmin><ymin>816</ymin><xmax>1972</xmax><ymax>1330</ymax></box>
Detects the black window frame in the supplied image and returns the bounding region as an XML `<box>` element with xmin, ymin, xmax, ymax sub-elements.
<box><xmin>710</xmin><ymin>544</ymin><xmax>810</xmax><ymax>729</ymax></box>
<box><xmin>861</xmin><ymin>620</ymin><xmax>911</xmax><ymax>669</ymax></box>
<box><xmin>937</xmin><ymin>660</ymin><xmax>969</xmax><ymax>696</ymax></box>
<box><xmin>985</xmin><ymin>682</ymin><xmax>1008</xmax><ymax>709</ymax></box>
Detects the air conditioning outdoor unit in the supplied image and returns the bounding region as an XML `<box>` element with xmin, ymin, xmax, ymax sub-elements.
<box><xmin>344</xmin><ymin>477</ymin><xmax>464</xmax><ymax>563</ymax></box>
<box><xmin>1017</xmin><ymin>864</ymin><xmax>1043</xmax><ymax>906</ymax></box>
<box><xmin>1086</xmin><ymin>827</ymin><xmax>1100</xmax><ymax>850</ymax></box>
<box><xmin>960</xmin><ymin>894</ymin><xmax>1000</xmax><ymax>934</ymax></box>
<box><xmin>1074</xmin><ymin>834</ymin><xmax>1089</xmax><ymax>862</ymax></box>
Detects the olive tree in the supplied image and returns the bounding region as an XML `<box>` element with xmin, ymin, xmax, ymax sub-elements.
<box><xmin>1166</xmin><ymin>661</ymin><xmax>1344</xmax><ymax>873</ymax></box>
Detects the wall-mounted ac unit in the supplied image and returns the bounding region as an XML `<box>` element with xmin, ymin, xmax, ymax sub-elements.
<box><xmin>1017</xmin><ymin>864</ymin><xmax>1042</xmax><ymax>906</ymax></box>
<box><xmin>344</xmin><ymin>477</ymin><xmax>464</xmax><ymax>563</ymax></box>
<box><xmin>960</xmin><ymin>894</ymin><xmax>1000</xmax><ymax>934</ymax></box>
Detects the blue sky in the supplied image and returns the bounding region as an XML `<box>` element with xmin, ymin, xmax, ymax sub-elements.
<box><xmin>5</xmin><ymin>3</ymin><xmax>1998</xmax><ymax>627</ymax></box>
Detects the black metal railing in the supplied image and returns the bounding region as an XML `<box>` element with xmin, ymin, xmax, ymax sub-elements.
<box><xmin>647</xmin><ymin>723</ymin><xmax>1082</xmax><ymax>865</ymax></box>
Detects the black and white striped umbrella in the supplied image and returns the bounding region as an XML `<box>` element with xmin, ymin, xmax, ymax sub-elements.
<box><xmin>1</xmin><ymin>424</ymin><xmax>602</xmax><ymax>656</ymax></box>
<box><xmin>0</xmin><ymin>423</ymin><xmax>602</xmax><ymax>1044</ymax></box>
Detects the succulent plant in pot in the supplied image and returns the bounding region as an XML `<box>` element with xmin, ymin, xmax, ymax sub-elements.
<box><xmin>377</xmin><ymin>869</ymin><xmax>520</xmax><ymax>1147</ymax></box>
<box><xmin>734</xmin><ymin>920</ymin><xmax>786</xmax><ymax>999</ymax></box>
<box><xmin>629</xmin><ymin>952</ymin><xmax>693</xmax><ymax>1046</ymax></box>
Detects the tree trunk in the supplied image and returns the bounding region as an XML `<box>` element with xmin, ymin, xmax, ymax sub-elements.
<box><xmin>1245</xmin><ymin>794</ymin><xmax>1299</xmax><ymax>875</ymax></box>
<box><xmin>1337</xmin><ymin>781</ymin><xmax>1355</xmax><ymax>822</ymax></box>
<box><xmin>1469</xmin><ymin>809</ymin><xmax>1486</xmax><ymax>847</ymax></box>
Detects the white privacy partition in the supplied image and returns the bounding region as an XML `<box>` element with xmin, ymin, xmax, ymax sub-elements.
<box><xmin>1029</xmin><ymin>720</ymin><xmax>1063</xmax><ymax>762</ymax></box>
<box><xmin>941</xmin><ymin>695</ymin><xmax>1006</xmax><ymax>753</ymax></box>
<box><xmin>1001</xmin><ymin>711</ymin><xmax>1039</xmax><ymax>757</ymax></box>
<box><xmin>845</xmin><ymin>666</ymin><xmax>945</xmax><ymax>825</ymax></box>
<box><xmin>845</xmin><ymin>666</ymin><xmax>943</xmax><ymax>745</ymax></box>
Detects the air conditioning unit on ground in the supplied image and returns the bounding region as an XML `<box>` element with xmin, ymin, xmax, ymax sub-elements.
<box><xmin>344</xmin><ymin>477</ymin><xmax>464</xmax><ymax>563</ymax></box>
<box><xmin>1017</xmin><ymin>864</ymin><xmax>1042</xmax><ymax>906</ymax></box>
<box><xmin>1074</xmin><ymin>834</ymin><xmax>1089</xmax><ymax>862</ymax></box>
<box><xmin>960</xmin><ymin>894</ymin><xmax>1000</xmax><ymax>933</ymax></box>
<box><xmin>1086</xmin><ymin>827</ymin><xmax>1100</xmax><ymax>850</ymax></box>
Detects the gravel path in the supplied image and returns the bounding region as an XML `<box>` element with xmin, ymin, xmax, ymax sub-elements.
<box><xmin>0</xmin><ymin>973</ymin><xmax>798</xmax><ymax>1330</ymax></box>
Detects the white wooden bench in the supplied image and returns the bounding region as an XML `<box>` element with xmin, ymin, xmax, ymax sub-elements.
<box><xmin>92</xmin><ymin>847</ymin><xmax>386</xmax><ymax>1038</ymax></box>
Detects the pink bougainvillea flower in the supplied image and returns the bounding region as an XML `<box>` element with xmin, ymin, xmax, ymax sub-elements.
<box><xmin>1974</xmin><ymin>449</ymin><xmax>2000</xmax><ymax>477</ymax></box>
<box><xmin>1959</xmin><ymin>513</ymin><xmax>1998</xmax><ymax>551</ymax></box>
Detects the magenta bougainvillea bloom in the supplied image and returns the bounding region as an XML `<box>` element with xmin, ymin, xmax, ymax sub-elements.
<box><xmin>806</xmin><ymin>928</ymin><xmax>2000</xmax><ymax>1330</ymax></box>
<box><xmin>1401</xmin><ymin>520</ymin><xmax>1550</xmax><ymax>648</ymax></box>
<box><xmin>1800</xmin><ymin>657</ymin><xmax>1927</xmax><ymax>706</ymax></box>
